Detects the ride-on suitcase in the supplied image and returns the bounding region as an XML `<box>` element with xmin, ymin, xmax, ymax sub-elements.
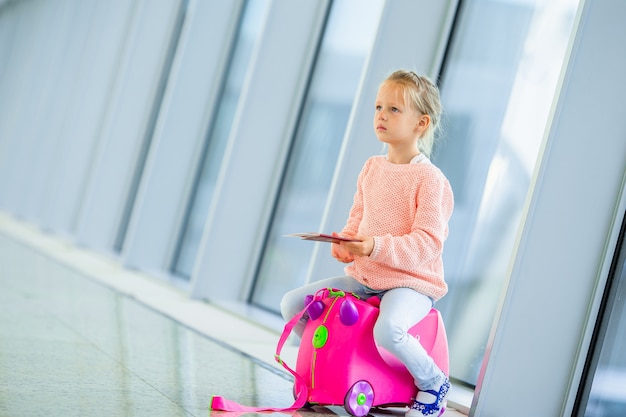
<box><xmin>210</xmin><ymin>287</ymin><xmax>449</xmax><ymax>416</ymax></box>
<box><xmin>293</xmin><ymin>287</ymin><xmax>449</xmax><ymax>416</ymax></box>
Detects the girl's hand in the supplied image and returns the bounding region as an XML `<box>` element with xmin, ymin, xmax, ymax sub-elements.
<box><xmin>331</xmin><ymin>232</ymin><xmax>355</xmax><ymax>263</ymax></box>
<box><xmin>340</xmin><ymin>235</ymin><xmax>374</xmax><ymax>257</ymax></box>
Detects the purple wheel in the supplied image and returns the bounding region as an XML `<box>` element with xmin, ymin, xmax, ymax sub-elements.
<box><xmin>344</xmin><ymin>380</ymin><xmax>374</xmax><ymax>416</ymax></box>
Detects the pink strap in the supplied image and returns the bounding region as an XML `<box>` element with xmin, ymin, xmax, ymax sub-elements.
<box><xmin>210</xmin><ymin>294</ymin><xmax>319</xmax><ymax>412</ymax></box>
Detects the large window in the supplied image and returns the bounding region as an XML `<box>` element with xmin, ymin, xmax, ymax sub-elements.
<box><xmin>433</xmin><ymin>0</ymin><xmax>579</xmax><ymax>385</ymax></box>
<box><xmin>579</xmin><ymin>214</ymin><xmax>626</xmax><ymax>417</ymax></box>
<box><xmin>249</xmin><ymin>0</ymin><xmax>384</xmax><ymax>312</ymax></box>
<box><xmin>172</xmin><ymin>0</ymin><xmax>269</xmax><ymax>278</ymax></box>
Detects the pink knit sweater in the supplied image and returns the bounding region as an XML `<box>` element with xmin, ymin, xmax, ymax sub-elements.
<box><xmin>342</xmin><ymin>155</ymin><xmax>454</xmax><ymax>301</ymax></box>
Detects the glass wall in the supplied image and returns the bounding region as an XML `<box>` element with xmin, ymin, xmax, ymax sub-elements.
<box><xmin>172</xmin><ymin>0</ymin><xmax>269</xmax><ymax>278</ymax></box>
<box><xmin>433</xmin><ymin>0</ymin><xmax>579</xmax><ymax>385</ymax></box>
<box><xmin>249</xmin><ymin>0</ymin><xmax>384</xmax><ymax>312</ymax></box>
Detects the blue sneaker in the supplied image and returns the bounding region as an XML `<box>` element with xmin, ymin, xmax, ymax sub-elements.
<box><xmin>406</xmin><ymin>377</ymin><xmax>450</xmax><ymax>417</ymax></box>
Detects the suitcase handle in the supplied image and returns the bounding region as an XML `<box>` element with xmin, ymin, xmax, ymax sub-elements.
<box><xmin>210</xmin><ymin>289</ymin><xmax>324</xmax><ymax>412</ymax></box>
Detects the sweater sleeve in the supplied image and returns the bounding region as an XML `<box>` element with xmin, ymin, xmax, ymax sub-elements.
<box><xmin>369</xmin><ymin>171</ymin><xmax>454</xmax><ymax>271</ymax></box>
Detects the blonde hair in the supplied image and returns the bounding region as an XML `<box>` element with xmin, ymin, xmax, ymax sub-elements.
<box><xmin>382</xmin><ymin>70</ymin><xmax>443</xmax><ymax>157</ymax></box>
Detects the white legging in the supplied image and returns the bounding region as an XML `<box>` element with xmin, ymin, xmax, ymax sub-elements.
<box><xmin>279</xmin><ymin>275</ymin><xmax>446</xmax><ymax>391</ymax></box>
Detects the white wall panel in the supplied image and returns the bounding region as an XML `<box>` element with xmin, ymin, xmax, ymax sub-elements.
<box><xmin>0</xmin><ymin>2</ymin><xmax>22</xmax><ymax>198</ymax></box>
<box><xmin>14</xmin><ymin>0</ymin><xmax>78</xmax><ymax>224</ymax></box>
<box><xmin>35</xmin><ymin>0</ymin><xmax>138</xmax><ymax>236</ymax></box>
<box><xmin>19</xmin><ymin>0</ymin><xmax>98</xmax><ymax>229</ymax></box>
<box><xmin>0</xmin><ymin>2</ymin><xmax>16</xmax><ymax>98</ymax></box>
<box><xmin>0</xmin><ymin>0</ymin><xmax>54</xmax><ymax>213</ymax></box>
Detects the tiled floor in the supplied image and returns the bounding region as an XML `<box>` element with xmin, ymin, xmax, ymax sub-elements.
<box><xmin>0</xmin><ymin>213</ymin><xmax>467</xmax><ymax>417</ymax></box>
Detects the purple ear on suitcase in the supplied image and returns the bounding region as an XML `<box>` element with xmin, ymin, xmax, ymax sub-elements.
<box><xmin>305</xmin><ymin>295</ymin><xmax>326</xmax><ymax>320</ymax></box>
<box><xmin>339</xmin><ymin>298</ymin><xmax>359</xmax><ymax>325</ymax></box>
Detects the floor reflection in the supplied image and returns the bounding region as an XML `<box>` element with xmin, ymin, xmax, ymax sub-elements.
<box><xmin>0</xmin><ymin>236</ymin><xmax>294</xmax><ymax>417</ymax></box>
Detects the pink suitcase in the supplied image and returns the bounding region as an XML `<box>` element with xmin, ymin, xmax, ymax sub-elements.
<box><xmin>294</xmin><ymin>288</ymin><xmax>449</xmax><ymax>416</ymax></box>
<box><xmin>210</xmin><ymin>287</ymin><xmax>449</xmax><ymax>416</ymax></box>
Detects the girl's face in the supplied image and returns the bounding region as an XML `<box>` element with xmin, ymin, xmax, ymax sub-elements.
<box><xmin>373</xmin><ymin>81</ymin><xmax>430</xmax><ymax>149</ymax></box>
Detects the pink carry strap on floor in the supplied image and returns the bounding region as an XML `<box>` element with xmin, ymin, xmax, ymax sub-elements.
<box><xmin>209</xmin><ymin>297</ymin><xmax>313</xmax><ymax>413</ymax></box>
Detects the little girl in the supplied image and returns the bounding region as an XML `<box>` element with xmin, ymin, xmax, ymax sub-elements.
<box><xmin>280</xmin><ymin>70</ymin><xmax>454</xmax><ymax>417</ymax></box>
